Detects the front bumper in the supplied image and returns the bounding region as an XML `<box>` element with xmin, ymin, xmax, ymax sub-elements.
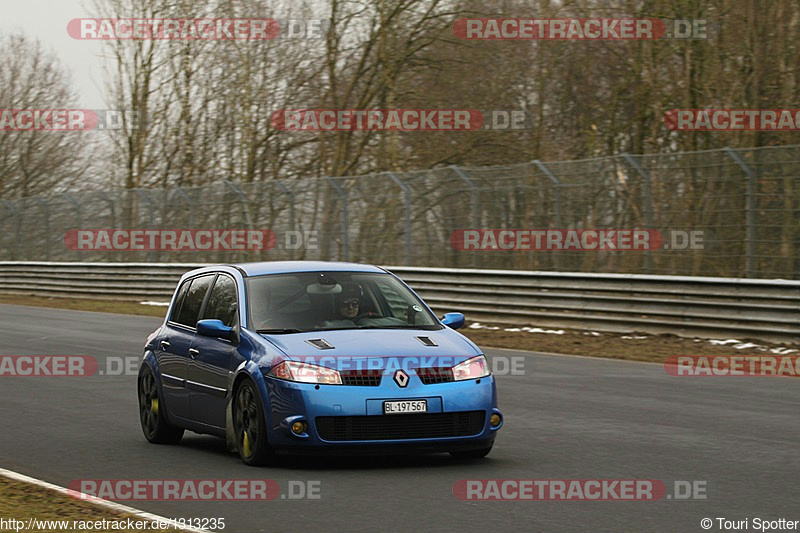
<box><xmin>262</xmin><ymin>373</ymin><xmax>501</xmax><ymax>451</ymax></box>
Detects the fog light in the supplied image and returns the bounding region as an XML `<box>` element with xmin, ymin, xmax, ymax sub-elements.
<box><xmin>291</xmin><ymin>421</ymin><xmax>307</xmax><ymax>435</ymax></box>
<box><xmin>489</xmin><ymin>414</ymin><xmax>502</xmax><ymax>427</ymax></box>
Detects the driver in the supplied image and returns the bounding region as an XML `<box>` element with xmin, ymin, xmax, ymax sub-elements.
<box><xmin>317</xmin><ymin>283</ymin><xmax>363</xmax><ymax>328</ymax></box>
<box><xmin>336</xmin><ymin>285</ymin><xmax>361</xmax><ymax>320</ymax></box>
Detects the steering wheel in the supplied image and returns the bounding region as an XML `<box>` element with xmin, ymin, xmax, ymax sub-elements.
<box><xmin>353</xmin><ymin>311</ymin><xmax>384</xmax><ymax>322</ymax></box>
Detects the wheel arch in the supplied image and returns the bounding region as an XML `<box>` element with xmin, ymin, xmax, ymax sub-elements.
<box><xmin>225</xmin><ymin>363</ymin><xmax>271</xmax><ymax>453</ymax></box>
<box><xmin>138</xmin><ymin>352</ymin><xmax>178</xmax><ymax>427</ymax></box>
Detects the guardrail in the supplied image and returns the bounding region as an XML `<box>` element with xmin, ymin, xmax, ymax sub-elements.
<box><xmin>0</xmin><ymin>262</ymin><xmax>798</xmax><ymax>343</ymax></box>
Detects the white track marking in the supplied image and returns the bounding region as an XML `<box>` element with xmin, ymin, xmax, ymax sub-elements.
<box><xmin>0</xmin><ymin>467</ymin><xmax>210</xmax><ymax>533</ymax></box>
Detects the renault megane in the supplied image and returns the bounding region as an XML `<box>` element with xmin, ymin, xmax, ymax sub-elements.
<box><xmin>137</xmin><ymin>261</ymin><xmax>503</xmax><ymax>465</ymax></box>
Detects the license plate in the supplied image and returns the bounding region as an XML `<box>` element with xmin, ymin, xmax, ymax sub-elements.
<box><xmin>383</xmin><ymin>400</ymin><xmax>427</xmax><ymax>414</ymax></box>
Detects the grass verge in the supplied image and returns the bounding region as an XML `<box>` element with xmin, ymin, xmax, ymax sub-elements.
<box><xmin>462</xmin><ymin>325</ymin><xmax>797</xmax><ymax>363</ymax></box>
<box><xmin>0</xmin><ymin>475</ymin><xmax>185</xmax><ymax>532</ymax></box>
<box><xmin>0</xmin><ymin>293</ymin><xmax>796</xmax><ymax>363</ymax></box>
<box><xmin>0</xmin><ymin>295</ymin><xmax>166</xmax><ymax>318</ymax></box>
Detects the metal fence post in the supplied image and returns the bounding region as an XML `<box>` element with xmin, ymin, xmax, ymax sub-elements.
<box><xmin>95</xmin><ymin>192</ymin><xmax>117</xmax><ymax>261</ymax></box>
<box><xmin>724</xmin><ymin>147</ymin><xmax>757</xmax><ymax>278</ymax></box>
<box><xmin>169</xmin><ymin>188</ymin><xmax>194</xmax><ymax>227</ymax></box>
<box><xmin>1</xmin><ymin>200</ymin><xmax>21</xmax><ymax>260</ymax></box>
<box><xmin>99</xmin><ymin>192</ymin><xmax>117</xmax><ymax>228</ymax></box>
<box><xmin>34</xmin><ymin>197</ymin><xmax>51</xmax><ymax>261</ymax></box>
<box><xmin>223</xmin><ymin>181</ymin><xmax>254</xmax><ymax>230</ymax></box>
<box><xmin>132</xmin><ymin>189</ymin><xmax>156</xmax><ymax>262</ymax></box>
<box><xmin>324</xmin><ymin>177</ymin><xmax>349</xmax><ymax>261</ymax></box>
<box><xmin>532</xmin><ymin>160</ymin><xmax>563</xmax><ymax>228</ymax></box>
<box><xmin>65</xmin><ymin>194</ymin><xmax>83</xmax><ymax>261</ymax></box>
<box><xmin>387</xmin><ymin>172</ymin><xmax>413</xmax><ymax>265</ymax></box>
<box><xmin>449</xmin><ymin>165</ymin><xmax>480</xmax><ymax>268</ymax></box>
<box><xmin>275</xmin><ymin>180</ymin><xmax>296</xmax><ymax>259</ymax></box>
<box><xmin>533</xmin><ymin>160</ymin><xmax>563</xmax><ymax>269</ymax></box>
<box><xmin>224</xmin><ymin>181</ymin><xmax>254</xmax><ymax>263</ymax></box>
<box><xmin>164</xmin><ymin>188</ymin><xmax>192</xmax><ymax>262</ymax></box>
<box><xmin>621</xmin><ymin>153</ymin><xmax>654</xmax><ymax>273</ymax></box>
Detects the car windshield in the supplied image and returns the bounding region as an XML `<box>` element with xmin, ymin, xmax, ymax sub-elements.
<box><xmin>247</xmin><ymin>271</ymin><xmax>441</xmax><ymax>333</ymax></box>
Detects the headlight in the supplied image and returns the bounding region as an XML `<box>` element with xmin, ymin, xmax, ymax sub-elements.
<box><xmin>451</xmin><ymin>355</ymin><xmax>491</xmax><ymax>381</ymax></box>
<box><xmin>267</xmin><ymin>361</ymin><xmax>342</xmax><ymax>385</ymax></box>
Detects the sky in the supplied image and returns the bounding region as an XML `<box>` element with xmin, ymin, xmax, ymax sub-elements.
<box><xmin>0</xmin><ymin>0</ymin><xmax>329</xmax><ymax>109</ymax></box>
<box><xmin>0</xmin><ymin>0</ymin><xmax>107</xmax><ymax>107</ymax></box>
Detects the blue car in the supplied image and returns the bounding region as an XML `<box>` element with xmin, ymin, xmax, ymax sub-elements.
<box><xmin>138</xmin><ymin>261</ymin><xmax>503</xmax><ymax>465</ymax></box>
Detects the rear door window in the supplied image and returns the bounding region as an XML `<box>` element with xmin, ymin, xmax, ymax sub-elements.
<box><xmin>174</xmin><ymin>274</ymin><xmax>215</xmax><ymax>328</ymax></box>
<box><xmin>169</xmin><ymin>279</ymin><xmax>191</xmax><ymax>323</ymax></box>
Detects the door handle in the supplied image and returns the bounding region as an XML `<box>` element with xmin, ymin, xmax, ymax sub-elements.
<box><xmin>188</xmin><ymin>348</ymin><xmax>200</xmax><ymax>358</ymax></box>
<box><xmin>159</xmin><ymin>340</ymin><xmax>170</xmax><ymax>349</ymax></box>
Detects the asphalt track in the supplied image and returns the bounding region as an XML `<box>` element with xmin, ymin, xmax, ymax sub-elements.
<box><xmin>0</xmin><ymin>302</ymin><xmax>798</xmax><ymax>533</ymax></box>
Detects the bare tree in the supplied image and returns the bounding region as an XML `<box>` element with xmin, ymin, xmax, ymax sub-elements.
<box><xmin>0</xmin><ymin>32</ymin><xmax>93</xmax><ymax>199</ymax></box>
<box><xmin>92</xmin><ymin>0</ymin><xmax>175</xmax><ymax>193</ymax></box>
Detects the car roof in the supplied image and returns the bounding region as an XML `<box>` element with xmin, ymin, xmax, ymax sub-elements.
<box><xmin>231</xmin><ymin>261</ymin><xmax>387</xmax><ymax>277</ymax></box>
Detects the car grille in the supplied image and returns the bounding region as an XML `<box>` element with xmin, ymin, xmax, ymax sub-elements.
<box><xmin>340</xmin><ymin>370</ymin><xmax>382</xmax><ymax>386</ymax></box>
<box><xmin>315</xmin><ymin>411</ymin><xmax>485</xmax><ymax>441</ymax></box>
<box><xmin>417</xmin><ymin>367</ymin><xmax>454</xmax><ymax>384</ymax></box>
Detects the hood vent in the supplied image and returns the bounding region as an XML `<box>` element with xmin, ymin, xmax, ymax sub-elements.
<box><xmin>415</xmin><ymin>336</ymin><xmax>438</xmax><ymax>347</ymax></box>
<box><xmin>305</xmin><ymin>338</ymin><xmax>335</xmax><ymax>350</ymax></box>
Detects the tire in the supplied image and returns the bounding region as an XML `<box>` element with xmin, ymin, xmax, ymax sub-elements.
<box><xmin>232</xmin><ymin>380</ymin><xmax>273</xmax><ymax>466</ymax></box>
<box><xmin>450</xmin><ymin>445</ymin><xmax>493</xmax><ymax>459</ymax></box>
<box><xmin>138</xmin><ymin>367</ymin><xmax>184</xmax><ymax>444</ymax></box>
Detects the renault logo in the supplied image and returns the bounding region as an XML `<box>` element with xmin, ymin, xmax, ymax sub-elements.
<box><xmin>393</xmin><ymin>370</ymin><xmax>409</xmax><ymax>387</ymax></box>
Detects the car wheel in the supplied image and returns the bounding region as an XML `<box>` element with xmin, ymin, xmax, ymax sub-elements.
<box><xmin>233</xmin><ymin>380</ymin><xmax>273</xmax><ymax>466</ymax></box>
<box><xmin>138</xmin><ymin>367</ymin><xmax>184</xmax><ymax>444</ymax></box>
<box><xmin>450</xmin><ymin>445</ymin><xmax>493</xmax><ymax>459</ymax></box>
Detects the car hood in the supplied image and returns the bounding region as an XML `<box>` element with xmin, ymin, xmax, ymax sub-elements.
<box><xmin>258</xmin><ymin>328</ymin><xmax>481</xmax><ymax>369</ymax></box>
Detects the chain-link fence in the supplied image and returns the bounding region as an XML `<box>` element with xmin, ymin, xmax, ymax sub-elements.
<box><xmin>1</xmin><ymin>145</ymin><xmax>799</xmax><ymax>279</ymax></box>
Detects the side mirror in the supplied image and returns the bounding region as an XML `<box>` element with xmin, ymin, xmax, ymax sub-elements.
<box><xmin>196</xmin><ymin>319</ymin><xmax>236</xmax><ymax>341</ymax></box>
<box><xmin>441</xmin><ymin>312</ymin><xmax>465</xmax><ymax>330</ymax></box>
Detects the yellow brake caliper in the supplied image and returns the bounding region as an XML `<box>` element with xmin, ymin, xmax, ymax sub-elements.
<box><xmin>151</xmin><ymin>398</ymin><xmax>159</xmax><ymax>415</ymax></box>
<box><xmin>243</xmin><ymin>431</ymin><xmax>252</xmax><ymax>456</ymax></box>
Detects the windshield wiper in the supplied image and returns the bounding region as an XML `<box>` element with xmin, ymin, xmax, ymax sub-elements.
<box><xmin>256</xmin><ymin>328</ymin><xmax>304</xmax><ymax>334</ymax></box>
<box><xmin>357</xmin><ymin>325</ymin><xmax>436</xmax><ymax>330</ymax></box>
